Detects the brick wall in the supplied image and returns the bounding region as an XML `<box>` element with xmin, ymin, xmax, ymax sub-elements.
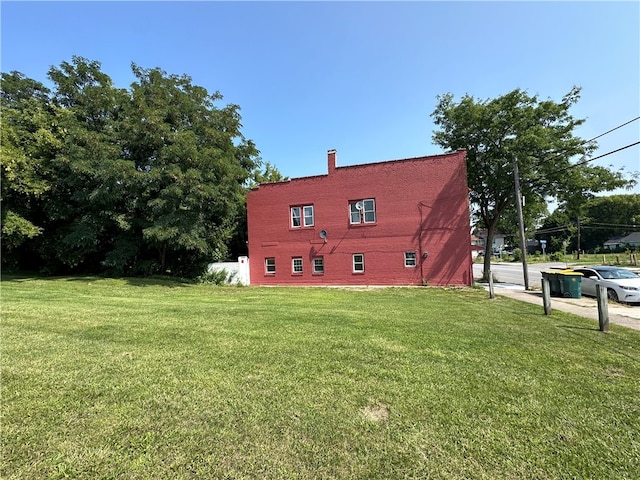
<box><xmin>247</xmin><ymin>150</ymin><xmax>472</xmax><ymax>286</ymax></box>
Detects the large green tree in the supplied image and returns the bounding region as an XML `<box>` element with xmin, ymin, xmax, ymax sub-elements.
<box><xmin>0</xmin><ymin>72</ymin><xmax>59</xmax><ymax>266</ymax></box>
<box><xmin>122</xmin><ymin>64</ymin><xmax>259</xmax><ymax>275</ymax></box>
<box><xmin>1</xmin><ymin>57</ymin><xmax>267</xmax><ymax>277</ymax></box>
<box><xmin>540</xmin><ymin>194</ymin><xmax>640</xmax><ymax>253</ymax></box>
<box><xmin>431</xmin><ymin>87</ymin><xmax>631</xmax><ymax>278</ymax></box>
<box><xmin>39</xmin><ymin>58</ymin><xmax>133</xmax><ymax>272</ymax></box>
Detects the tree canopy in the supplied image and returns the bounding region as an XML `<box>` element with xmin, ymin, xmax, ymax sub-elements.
<box><xmin>539</xmin><ymin>194</ymin><xmax>640</xmax><ymax>253</ymax></box>
<box><xmin>1</xmin><ymin>56</ymin><xmax>277</xmax><ymax>277</ymax></box>
<box><xmin>431</xmin><ymin>87</ymin><xmax>633</xmax><ymax>277</ymax></box>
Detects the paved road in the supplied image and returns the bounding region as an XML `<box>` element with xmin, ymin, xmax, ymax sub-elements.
<box><xmin>473</xmin><ymin>262</ymin><xmax>569</xmax><ymax>288</ymax></box>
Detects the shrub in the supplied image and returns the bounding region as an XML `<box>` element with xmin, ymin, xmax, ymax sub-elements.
<box><xmin>549</xmin><ymin>252</ymin><xmax>564</xmax><ymax>262</ymax></box>
<box><xmin>512</xmin><ymin>248</ymin><xmax>522</xmax><ymax>262</ymax></box>
<box><xmin>198</xmin><ymin>268</ymin><xmax>236</xmax><ymax>285</ymax></box>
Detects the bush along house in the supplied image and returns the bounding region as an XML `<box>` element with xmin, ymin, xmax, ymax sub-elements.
<box><xmin>246</xmin><ymin>149</ymin><xmax>473</xmax><ymax>286</ymax></box>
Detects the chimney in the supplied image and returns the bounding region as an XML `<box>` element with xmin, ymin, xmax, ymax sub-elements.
<box><xmin>328</xmin><ymin>149</ymin><xmax>337</xmax><ymax>174</ymax></box>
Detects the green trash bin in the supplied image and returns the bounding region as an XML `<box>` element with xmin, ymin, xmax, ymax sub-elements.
<box><xmin>557</xmin><ymin>271</ymin><xmax>582</xmax><ymax>299</ymax></box>
<box><xmin>541</xmin><ymin>271</ymin><xmax>562</xmax><ymax>296</ymax></box>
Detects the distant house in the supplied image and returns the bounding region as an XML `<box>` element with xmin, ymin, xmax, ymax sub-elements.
<box><xmin>246</xmin><ymin>150</ymin><xmax>473</xmax><ymax>286</ymax></box>
<box><xmin>604</xmin><ymin>232</ymin><xmax>640</xmax><ymax>250</ymax></box>
<box><xmin>474</xmin><ymin>229</ymin><xmax>507</xmax><ymax>253</ymax></box>
<box><xmin>526</xmin><ymin>238</ymin><xmax>540</xmax><ymax>254</ymax></box>
<box><xmin>470</xmin><ymin>234</ymin><xmax>485</xmax><ymax>259</ymax></box>
<box><xmin>603</xmin><ymin>237</ymin><xmax>624</xmax><ymax>250</ymax></box>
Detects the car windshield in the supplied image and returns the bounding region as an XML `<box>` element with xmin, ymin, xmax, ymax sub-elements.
<box><xmin>595</xmin><ymin>269</ymin><xmax>639</xmax><ymax>279</ymax></box>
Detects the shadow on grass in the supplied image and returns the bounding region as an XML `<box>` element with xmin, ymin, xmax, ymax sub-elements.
<box><xmin>556</xmin><ymin>323</ymin><xmax>640</xmax><ymax>361</ymax></box>
<box><xmin>1</xmin><ymin>274</ymin><xmax>192</xmax><ymax>288</ymax></box>
<box><xmin>556</xmin><ymin>324</ymin><xmax>599</xmax><ymax>332</ymax></box>
<box><xmin>120</xmin><ymin>276</ymin><xmax>192</xmax><ymax>288</ymax></box>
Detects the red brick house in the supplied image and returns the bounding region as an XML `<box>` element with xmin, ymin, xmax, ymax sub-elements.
<box><xmin>246</xmin><ymin>150</ymin><xmax>472</xmax><ymax>286</ymax></box>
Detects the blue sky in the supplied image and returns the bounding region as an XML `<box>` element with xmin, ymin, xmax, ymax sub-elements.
<box><xmin>2</xmin><ymin>1</ymin><xmax>639</xmax><ymax>194</ymax></box>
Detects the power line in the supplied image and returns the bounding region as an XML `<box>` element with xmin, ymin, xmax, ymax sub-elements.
<box><xmin>526</xmin><ymin>141</ymin><xmax>640</xmax><ymax>188</ymax></box>
<box><xmin>548</xmin><ymin>141</ymin><xmax>640</xmax><ymax>175</ymax></box>
<box><xmin>526</xmin><ymin>116</ymin><xmax>640</xmax><ymax>174</ymax></box>
<box><xmin>535</xmin><ymin>225</ymin><xmax>571</xmax><ymax>234</ymax></box>
<box><xmin>581</xmin><ymin>225</ymin><xmax>636</xmax><ymax>231</ymax></box>
<box><xmin>589</xmin><ymin>222</ymin><xmax>640</xmax><ymax>228</ymax></box>
<box><xmin>519</xmin><ymin>117</ymin><xmax>640</xmax><ymax>188</ymax></box>
<box><xmin>534</xmin><ymin>221</ymin><xmax>639</xmax><ymax>235</ymax></box>
<box><xmin>587</xmin><ymin>116</ymin><xmax>640</xmax><ymax>142</ymax></box>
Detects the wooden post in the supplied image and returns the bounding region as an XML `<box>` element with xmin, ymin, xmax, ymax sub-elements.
<box><xmin>596</xmin><ymin>284</ymin><xmax>609</xmax><ymax>332</ymax></box>
<box><xmin>602</xmin><ymin>255</ymin><xmax>606</xmax><ymax>265</ymax></box>
<box><xmin>488</xmin><ymin>270</ymin><xmax>495</xmax><ymax>299</ymax></box>
<box><xmin>541</xmin><ymin>276</ymin><xmax>552</xmax><ymax>315</ymax></box>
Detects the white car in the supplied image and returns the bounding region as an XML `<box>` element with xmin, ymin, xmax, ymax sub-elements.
<box><xmin>572</xmin><ymin>266</ymin><xmax>640</xmax><ymax>304</ymax></box>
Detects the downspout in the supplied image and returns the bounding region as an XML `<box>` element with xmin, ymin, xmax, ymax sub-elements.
<box><xmin>418</xmin><ymin>202</ymin><xmax>426</xmax><ymax>285</ymax></box>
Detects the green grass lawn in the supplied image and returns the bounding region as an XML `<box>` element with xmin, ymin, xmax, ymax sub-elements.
<box><xmin>2</xmin><ymin>277</ymin><xmax>639</xmax><ymax>479</ymax></box>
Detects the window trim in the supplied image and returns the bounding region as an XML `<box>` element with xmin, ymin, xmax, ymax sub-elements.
<box><xmin>404</xmin><ymin>251</ymin><xmax>417</xmax><ymax>268</ymax></box>
<box><xmin>291</xmin><ymin>206</ymin><xmax>302</xmax><ymax>228</ymax></box>
<box><xmin>291</xmin><ymin>204</ymin><xmax>314</xmax><ymax>228</ymax></box>
<box><xmin>303</xmin><ymin>205</ymin><xmax>314</xmax><ymax>227</ymax></box>
<box><xmin>352</xmin><ymin>253</ymin><xmax>365</xmax><ymax>273</ymax></box>
<box><xmin>349</xmin><ymin>198</ymin><xmax>376</xmax><ymax>225</ymax></box>
<box><xmin>313</xmin><ymin>257</ymin><xmax>325</xmax><ymax>275</ymax></box>
<box><xmin>265</xmin><ymin>257</ymin><xmax>276</xmax><ymax>275</ymax></box>
<box><xmin>292</xmin><ymin>257</ymin><xmax>303</xmax><ymax>275</ymax></box>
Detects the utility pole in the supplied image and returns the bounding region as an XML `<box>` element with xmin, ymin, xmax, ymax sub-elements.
<box><xmin>513</xmin><ymin>158</ymin><xmax>530</xmax><ymax>290</ymax></box>
<box><xmin>576</xmin><ymin>217</ymin><xmax>581</xmax><ymax>260</ymax></box>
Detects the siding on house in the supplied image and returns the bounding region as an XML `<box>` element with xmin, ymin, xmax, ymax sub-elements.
<box><xmin>246</xmin><ymin>150</ymin><xmax>472</xmax><ymax>286</ymax></box>
<box><xmin>604</xmin><ymin>232</ymin><xmax>640</xmax><ymax>249</ymax></box>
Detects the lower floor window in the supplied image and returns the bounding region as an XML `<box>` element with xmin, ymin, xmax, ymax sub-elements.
<box><xmin>352</xmin><ymin>253</ymin><xmax>364</xmax><ymax>273</ymax></box>
<box><xmin>313</xmin><ymin>257</ymin><xmax>324</xmax><ymax>274</ymax></box>
<box><xmin>265</xmin><ymin>257</ymin><xmax>276</xmax><ymax>274</ymax></box>
<box><xmin>292</xmin><ymin>257</ymin><xmax>303</xmax><ymax>274</ymax></box>
<box><xmin>405</xmin><ymin>251</ymin><xmax>417</xmax><ymax>267</ymax></box>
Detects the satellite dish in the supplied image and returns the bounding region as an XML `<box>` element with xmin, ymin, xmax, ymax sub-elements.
<box><xmin>355</xmin><ymin>201</ymin><xmax>364</xmax><ymax>211</ymax></box>
<box><xmin>319</xmin><ymin>230</ymin><xmax>327</xmax><ymax>239</ymax></box>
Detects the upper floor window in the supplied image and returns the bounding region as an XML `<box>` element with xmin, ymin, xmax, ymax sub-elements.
<box><xmin>349</xmin><ymin>199</ymin><xmax>376</xmax><ymax>224</ymax></box>
<box><xmin>291</xmin><ymin>205</ymin><xmax>314</xmax><ymax>228</ymax></box>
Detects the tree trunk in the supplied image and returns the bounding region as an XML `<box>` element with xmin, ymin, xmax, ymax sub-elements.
<box><xmin>482</xmin><ymin>224</ymin><xmax>497</xmax><ymax>282</ymax></box>
<box><xmin>159</xmin><ymin>242</ymin><xmax>167</xmax><ymax>272</ymax></box>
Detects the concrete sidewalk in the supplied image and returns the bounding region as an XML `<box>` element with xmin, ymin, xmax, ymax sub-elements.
<box><xmin>479</xmin><ymin>283</ymin><xmax>640</xmax><ymax>331</ymax></box>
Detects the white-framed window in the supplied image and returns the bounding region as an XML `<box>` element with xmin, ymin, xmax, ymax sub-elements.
<box><xmin>291</xmin><ymin>205</ymin><xmax>314</xmax><ymax>228</ymax></box>
<box><xmin>313</xmin><ymin>257</ymin><xmax>324</xmax><ymax>274</ymax></box>
<box><xmin>349</xmin><ymin>199</ymin><xmax>376</xmax><ymax>224</ymax></box>
<box><xmin>265</xmin><ymin>257</ymin><xmax>276</xmax><ymax>274</ymax></box>
<box><xmin>352</xmin><ymin>253</ymin><xmax>365</xmax><ymax>273</ymax></box>
<box><xmin>404</xmin><ymin>251</ymin><xmax>417</xmax><ymax>267</ymax></box>
<box><xmin>291</xmin><ymin>207</ymin><xmax>301</xmax><ymax>227</ymax></box>
<box><xmin>303</xmin><ymin>206</ymin><xmax>314</xmax><ymax>227</ymax></box>
<box><xmin>292</xmin><ymin>257</ymin><xmax>303</xmax><ymax>274</ymax></box>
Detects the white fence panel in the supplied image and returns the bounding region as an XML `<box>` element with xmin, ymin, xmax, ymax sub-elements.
<box><xmin>207</xmin><ymin>256</ymin><xmax>250</xmax><ymax>285</ymax></box>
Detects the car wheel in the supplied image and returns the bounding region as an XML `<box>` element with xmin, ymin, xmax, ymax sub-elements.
<box><xmin>607</xmin><ymin>289</ymin><xmax>619</xmax><ymax>303</ymax></box>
